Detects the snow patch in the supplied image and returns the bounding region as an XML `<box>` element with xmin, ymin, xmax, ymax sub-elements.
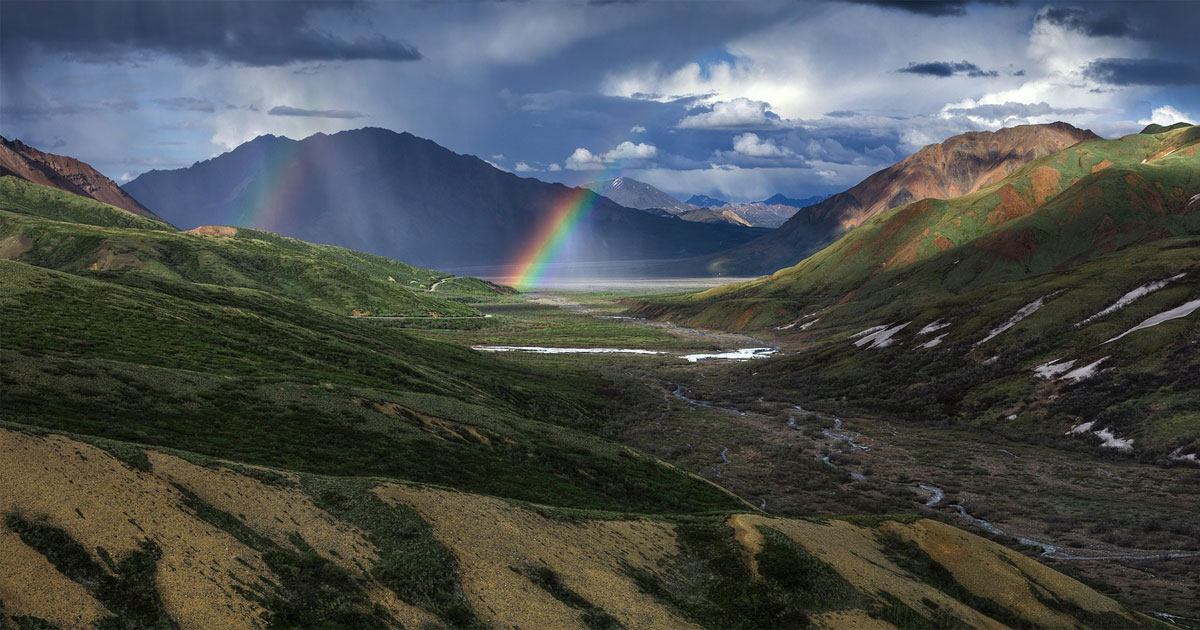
<box><xmin>918</xmin><ymin>333</ymin><xmax>947</xmax><ymax>349</ymax></box>
<box><xmin>1033</xmin><ymin>359</ymin><xmax>1076</xmax><ymax>379</ymax></box>
<box><xmin>975</xmin><ymin>295</ymin><xmax>1053</xmax><ymax>347</ymax></box>
<box><xmin>850</xmin><ymin>324</ymin><xmax>889</xmax><ymax>339</ymax></box>
<box><xmin>853</xmin><ymin>322</ymin><xmax>910</xmax><ymax>349</ymax></box>
<box><xmin>1068</xmin><ymin>421</ymin><xmax>1095</xmax><ymax>435</ymax></box>
<box><xmin>799</xmin><ymin>318</ymin><xmax>820</xmax><ymax>331</ymax></box>
<box><xmin>1103</xmin><ymin>298</ymin><xmax>1200</xmax><ymax>344</ymax></box>
<box><xmin>777</xmin><ymin>309</ymin><xmax>825</xmax><ymax>330</ymax></box>
<box><xmin>1076</xmin><ymin>273</ymin><xmax>1186</xmax><ymax>327</ymax></box>
<box><xmin>683</xmin><ymin>347</ymin><xmax>777</xmax><ymax>362</ymax></box>
<box><xmin>1095</xmin><ymin>427</ymin><xmax>1134</xmax><ymax>451</ymax></box>
<box><xmin>917</xmin><ymin>319</ymin><xmax>950</xmax><ymax>335</ymax></box>
<box><xmin>1170</xmin><ymin>448</ymin><xmax>1197</xmax><ymax>463</ymax></box>
<box><xmin>1061</xmin><ymin>357</ymin><xmax>1108</xmax><ymax>382</ymax></box>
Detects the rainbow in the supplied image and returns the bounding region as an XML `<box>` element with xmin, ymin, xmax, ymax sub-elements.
<box><xmin>504</xmin><ymin>186</ymin><xmax>603</xmax><ymax>291</ymax></box>
<box><xmin>230</xmin><ymin>138</ymin><xmax>307</xmax><ymax>233</ymax></box>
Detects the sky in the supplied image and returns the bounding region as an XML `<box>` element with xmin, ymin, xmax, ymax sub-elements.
<box><xmin>2</xmin><ymin>0</ymin><xmax>1198</xmax><ymax>203</ymax></box>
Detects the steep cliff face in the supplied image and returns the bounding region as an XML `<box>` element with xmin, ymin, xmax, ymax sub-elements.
<box><xmin>0</xmin><ymin>136</ymin><xmax>167</xmax><ymax>224</ymax></box>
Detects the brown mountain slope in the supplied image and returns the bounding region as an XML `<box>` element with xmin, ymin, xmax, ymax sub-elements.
<box><xmin>816</xmin><ymin>121</ymin><xmax>1100</xmax><ymax>230</ymax></box>
<box><xmin>0</xmin><ymin>136</ymin><xmax>168</xmax><ymax>224</ymax></box>
<box><xmin>679</xmin><ymin>207</ymin><xmax>754</xmax><ymax>227</ymax></box>
<box><xmin>697</xmin><ymin>122</ymin><xmax>1099</xmax><ymax>275</ymax></box>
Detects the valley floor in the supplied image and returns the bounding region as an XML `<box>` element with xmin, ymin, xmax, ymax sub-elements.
<box><xmin>401</xmin><ymin>290</ymin><xmax>1200</xmax><ymax>622</ymax></box>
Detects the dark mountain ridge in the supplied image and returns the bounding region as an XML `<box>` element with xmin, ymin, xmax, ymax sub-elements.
<box><xmin>125</xmin><ymin>128</ymin><xmax>765</xmax><ymax>273</ymax></box>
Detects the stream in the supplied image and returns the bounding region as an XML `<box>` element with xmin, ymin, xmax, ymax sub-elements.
<box><xmin>918</xmin><ymin>482</ymin><xmax>1200</xmax><ymax>562</ymax></box>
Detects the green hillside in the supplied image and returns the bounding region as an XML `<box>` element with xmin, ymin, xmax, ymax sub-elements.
<box><xmin>0</xmin><ymin>259</ymin><xmax>741</xmax><ymax>514</ymax></box>
<box><xmin>0</xmin><ymin>174</ymin><xmax>173</xmax><ymax>231</ymax></box>
<box><xmin>0</xmin><ymin>176</ymin><xmax>501</xmax><ymax>317</ymax></box>
<box><xmin>634</xmin><ymin>125</ymin><xmax>1200</xmax><ymax>458</ymax></box>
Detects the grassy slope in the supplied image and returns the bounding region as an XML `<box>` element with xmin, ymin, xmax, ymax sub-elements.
<box><xmin>0</xmin><ymin>176</ymin><xmax>496</xmax><ymax>317</ymax></box>
<box><xmin>744</xmin><ymin>238</ymin><xmax>1200</xmax><ymax>451</ymax></box>
<box><xmin>0</xmin><ymin>174</ymin><xmax>173</xmax><ymax>231</ymax></box>
<box><xmin>0</xmin><ymin>260</ymin><xmax>741</xmax><ymax>514</ymax></box>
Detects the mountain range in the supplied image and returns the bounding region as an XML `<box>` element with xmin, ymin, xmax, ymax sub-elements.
<box><xmin>124</xmin><ymin>130</ymin><xmax>765</xmax><ymax>275</ymax></box>
<box><xmin>593</xmin><ymin>180</ymin><xmax>831</xmax><ymax>228</ymax></box>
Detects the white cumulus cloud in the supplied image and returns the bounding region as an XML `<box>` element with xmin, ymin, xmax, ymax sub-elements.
<box><xmin>565</xmin><ymin>141</ymin><xmax>657</xmax><ymax>170</ymax></box>
<box><xmin>732</xmin><ymin>132</ymin><xmax>792</xmax><ymax>157</ymax></box>
<box><xmin>678</xmin><ymin>97</ymin><xmax>780</xmax><ymax>129</ymax></box>
<box><xmin>566</xmin><ymin>148</ymin><xmax>603</xmax><ymax>170</ymax></box>
<box><xmin>1140</xmin><ymin>105</ymin><xmax>1193</xmax><ymax>127</ymax></box>
<box><xmin>630</xmin><ymin>125</ymin><xmax>646</xmax><ymax>133</ymax></box>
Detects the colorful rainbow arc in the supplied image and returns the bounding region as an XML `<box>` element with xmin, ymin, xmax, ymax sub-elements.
<box><xmin>233</xmin><ymin>139</ymin><xmax>306</xmax><ymax>233</ymax></box>
<box><xmin>504</xmin><ymin>185</ymin><xmax>605</xmax><ymax>291</ymax></box>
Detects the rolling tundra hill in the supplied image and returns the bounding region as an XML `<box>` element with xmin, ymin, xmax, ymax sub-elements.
<box><xmin>0</xmin><ymin>175</ymin><xmax>486</xmax><ymax>317</ymax></box>
<box><xmin>124</xmin><ymin>129</ymin><xmax>765</xmax><ymax>272</ymax></box>
<box><xmin>696</xmin><ymin>122</ymin><xmax>1099</xmax><ymax>275</ymax></box>
<box><xmin>0</xmin><ymin>136</ymin><xmax>167</xmax><ymax>224</ymax></box>
<box><xmin>635</xmin><ymin>123</ymin><xmax>1200</xmax><ymax>460</ymax></box>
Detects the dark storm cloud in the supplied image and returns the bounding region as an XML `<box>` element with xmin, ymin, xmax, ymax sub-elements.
<box><xmin>155</xmin><ymin>97</ymin><xmax>215</xmax><ymax>113</ymax></box>
<box><xmin>1036</xmin><ymin>6</ymin><xmax>1131</xmax><ymax>38</ymax></box>
<box><xmin>268</xmin><ymin>106</ymin><xmax>366</xmax><ymax>119</ymax></box>
<box><xmin>0</xmin><ymin>0</ymin><xmax>421</xmax><ymax>66</ymax></box>
<box><xmin>848</xmin><ymin>0</ymin><xmax>1013</xmax><ymax>17</ymax></box>
<box><xmin>897</xmin><ymin>61</ymin><xmax>998</xmax><ymax>78</ymax></box>
<box><xmin>1083</xmin><ymin>58</ymin><xmax>1200</xmax><ymax>86</ymax></box>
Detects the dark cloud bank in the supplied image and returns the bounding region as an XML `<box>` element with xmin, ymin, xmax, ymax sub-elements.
<box><xmin>0</xmin><ymin>0</ymin><xmax>421</xmax><ymax>66</ymax></box>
